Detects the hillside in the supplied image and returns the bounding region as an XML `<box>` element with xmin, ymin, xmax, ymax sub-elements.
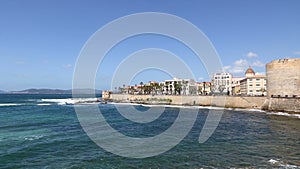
<box><xmin>9</xmin><ymin>88</ymin><xmax>102</xmax><ymax>94</ymax></box>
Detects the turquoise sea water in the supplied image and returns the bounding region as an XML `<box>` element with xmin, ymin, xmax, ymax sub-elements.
<box><xmin>0</xmin><ymin>94</ymin><xmax>299</xmax><ymax>168</ymax></box>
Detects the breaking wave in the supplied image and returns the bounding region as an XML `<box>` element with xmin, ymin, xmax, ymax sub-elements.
<box><xmin>0</xmin><ymin>103</ymin><xmax>23</xmax><ymax>107</ymax></box>
<box><xmin>267</xmin><ymin>112</ymin><xmax>300</xmax><ymax>119</ymax></box>
<box><xmin>268</xmin><ymin>159</ymin><xmax>300</xmax><ymax>169</ymax></box>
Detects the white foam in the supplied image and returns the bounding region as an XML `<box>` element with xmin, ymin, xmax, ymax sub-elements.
<box><xmin>41</xmin><ymin>98</ymin><xmax>74</xmax><ymax>105</ymax></box>
<box><xmin>110</xmin><ymin>102</ymin><xmax>141</xmax><ymax>106</ymax></box>
<box><xmin>41</xmin><ymin>98</ymin><xmax>98</xmax><ymax>105</ymax></box>
<box><xmin>37</xmin><ymin>103</ymin><xmax>52</xmax><ymax>106</ymax></box>
<box><xmin>0</xmin><ymin>103</ymin><xmax>23</xmax><ymax>107</ymax></box>
<box><xmin>268</xmin><ymin>159</ymin><xmax>299</xmax><ymax>168</ymax></box>
<box><xmin>267</xmin><ymin>112</ymin><xmax>300</xmax><ymax>119</ymax></box>
<box><xmin>268</xmin><ymin>159</ymin><xmax>279</xmax><ymax>164</ymax></box>
<box><xmin>110</xmin><ymin>102</ymin><xmax>300</xmax><ymax>119</ymax></box>
<box><xmin>111</xmin><ymin>103</ymin><xmax>225</xmax><ymax>111</ymax></box>
<box><xmin>24</xmin><ymin>135</ymin><xmax>43</xmax><ymax>141</ymax></box>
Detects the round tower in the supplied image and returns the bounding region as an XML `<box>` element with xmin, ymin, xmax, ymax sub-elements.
<box><xmin>266</xmin><ymin>58</ymin><xmax>300</xmax><ymax>98</ymax></box>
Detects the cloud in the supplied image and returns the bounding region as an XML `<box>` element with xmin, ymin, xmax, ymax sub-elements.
<box><xmin>62</xmin><ymin>64</ymin><xmax>72</xmax><ymax>69</ymax></box>
<box><xmin>223</xmin><ymin>65</ymin><xmax>231</xmax><ymax>71</ymax></box>
<box><xmin>224</xmin><ymin>59</ymin><xmax>249</xmax><ymax>74</ymax></box>
<box><xmin>252</xmin><ymin>60</ymin><xmax>265</xmax><ymax>67</ymax></box>
<box><xmin>198</xmin><ymin>77</ymin><xmax>204</xmax><ymax>81</ymax></box>
<box><xmin>224</xmin><ymin>57</ymin><xmax>266</xmax><ymax>75</ymax></box>
<box><xmin>255</xmin><ymin>72</ymin><xmax>265</xmax><ymax>75</ymax></box>
<box><xmin>293</xmin><ymin>51</ymin><xmax>300</xmax><ymax>55</ymax></box>
<box><xmin>15</xmin><ymin>60</ymin><xmax>26</xmax><ymax>65</ymax></box>
<box><xmin>246</xmin><ymin>52</ymin><xmax>258</xmax><ymax>58</ymax></box>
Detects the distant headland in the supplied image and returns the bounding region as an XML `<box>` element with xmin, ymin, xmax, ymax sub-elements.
<box><xmin>1</xmin><ymin>88</ymin><xmax>102</xmax><ymax>95</ymax></box>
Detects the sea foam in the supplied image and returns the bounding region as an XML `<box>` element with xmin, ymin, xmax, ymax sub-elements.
<box><xmin>0</xmin><ymin>103</ymin><xmax>23</xmax><ymax>107</ymax></box>
<box><xmin>267</xmin><ymin>112</ymin><xmax>300</xmax><ymax>119</ymax></box>
<box><xmin>268</xmin><ymin>159</ymin><xmax>299</xmax><ymax>169</ymax></box>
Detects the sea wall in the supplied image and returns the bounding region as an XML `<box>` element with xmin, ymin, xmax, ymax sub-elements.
<box><xmin>262</xmin><ymin>98</ymin><xmax>300</xmax><ymax>113</ymax></box>
<box><xmin>105</xmin><ymin>94</ymin><xmax>267</xmax><ymax>109</ymax></box>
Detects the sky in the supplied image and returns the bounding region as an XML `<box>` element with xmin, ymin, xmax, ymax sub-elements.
<box><xmin>1</xmin><ymin>0</ymin><xmax>300</xmax><ymax>91</ymax></box>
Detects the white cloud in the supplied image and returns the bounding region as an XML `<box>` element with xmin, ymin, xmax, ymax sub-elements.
<box><xmin>246</xmin><ymin>52</ymin><xmax>258</xmax><ymax>58</ymax></box>
<box><xmin>62</xmin><ymin>64</ymin><xmax>72</xmax><ymax>69</ymax></box>
<box><xmin>15</xmin><ymin>60</ymin><xmax>25</xmax><ymax>65</ymax></box>
<box><xmin>252</xmin><ymin>60</ymin><xmax>265</xmax><ymax>67</ymax></box>
<box><xmin>225</xmin><ymin>59</ymin><xmax>249</xmax><ymax>74</ymax></box>
<box><xmin>223</xmin><ymin>65</ymin><xmax>231</xmax><ymax>71</ymax></box>
<box><xmin>198</xmin><ymin>77</ymin><xmax>204</xmax><ymax>81</ymax></box>
<box><xmin>293</xmin><ymin>51</ymin><xmax>300</xmax><ymax>55</ymax></box>
<box><xmin>255</xmin><ymin>72</ymin><xmax>265</xmax><ymax>75</ymax></box>
<box><xmin>225</xmin><ymin>58</ymin><xmax>265</xmax><ymax>75</ymax></box>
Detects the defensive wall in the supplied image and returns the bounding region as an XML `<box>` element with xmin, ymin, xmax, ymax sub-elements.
<box><xmin>104</xmin><ymin>94</ymin><xmax>267</xmax><ymax>109</ymax></box>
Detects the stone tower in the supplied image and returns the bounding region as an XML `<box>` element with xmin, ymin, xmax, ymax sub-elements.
<box><xmin>266</xmin><ymin>58</ymin><xmax>300</xmax><ymax>98</ymax></box>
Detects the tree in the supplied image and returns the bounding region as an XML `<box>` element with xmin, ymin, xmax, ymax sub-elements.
<box><xmin>203</xmin><ymin>82</ymin><xmax>206</xmax><ymax>95</ymax></box>
<box><xmin>139</xmin><ymin>82</ymin><xmax>144</xmax><ymax>94</ymax></box>
<box><xmin>174</xmin><ymin>83</ymin><xmax>182</xmax><ymax>95</ymax></box>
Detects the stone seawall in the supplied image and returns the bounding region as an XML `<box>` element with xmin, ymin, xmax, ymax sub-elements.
<box><xmin>106</xmin><ymin>94</ymin><xmax>267</xmax><ymax>109</ymax></box>
<box><xmin>262</xmin><ymin>98</ymin><xmax>300</xmax><ymax>113</ymax></box>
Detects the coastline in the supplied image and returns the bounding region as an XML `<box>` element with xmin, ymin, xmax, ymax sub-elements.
<box><xmin>109</xmin><ymin>101</ymin><xmax>300</xmax><ymax>119</ymax></box>
<box><xmin>104</xmin><ymin>94</ymin><xmax>300</xmax><ymax>114</ymax></box>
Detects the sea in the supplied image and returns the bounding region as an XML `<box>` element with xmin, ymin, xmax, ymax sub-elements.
<box><xmin>0</xmin><ymin>94</ymin><xmax>299</xmax><ymax>169</ymax></box>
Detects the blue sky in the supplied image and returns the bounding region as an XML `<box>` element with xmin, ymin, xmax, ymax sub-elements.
<box><xmin>1</xmin><ymin>0</ymin><xmax>300</xmax><ymax>91</ymax></box>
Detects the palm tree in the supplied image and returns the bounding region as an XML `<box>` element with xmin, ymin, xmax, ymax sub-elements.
<box><xmin>203</xmin><ymin>82</ymin><xmax>206</xmax><ymax>95</ymax></box>
<box><xmin>140</xmin><ymin>82</ymin><xmax>144</xmax><ymax>94</ymax></box>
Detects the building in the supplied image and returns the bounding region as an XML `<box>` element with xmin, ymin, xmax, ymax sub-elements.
<box><xmin>212</xmin><ymin>72</ymin><xmax>232</xmax><ymax>94</ymax></box>
<box><xmin>163</xmin><ymin>78</ymin><xmax>197</xmax><ymax>95</ymax></box>
<box><xmin>102</xmin><ymin>90</ymin><xmax>112</xmax><ymax>99</ymax></box>
<box><xmin>240</xmin><ymin>67</ymin><xmax>267</xmax><ymax>96</ymax></box>
<box><xmin>266</xmin><ymin>58</ymin><xmax>300</xmax><ymax>98</ymax></box>
<box><xmin>196</xmin><ymin>82</ymin><xmax>212</xmax><ymax>95</ymax></box>
<box><xmin>231</xmin><ymin>77</ymin><xmax>244</xmax><ymax>95</ymax></box>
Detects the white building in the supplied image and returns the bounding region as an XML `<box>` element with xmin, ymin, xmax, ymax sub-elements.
<box><xmin>196</xmin><ymin>82</ymin><xmax>212</xmax><ymax>95</ymax></box>
<box><xmin>231</xmin><ymin>77</ymin><xmax>244</xmax><ymax>95</ymax></box>
<box><xmin>212</xmin><ymin>72</ymin><xmax>232</xmax><ymax>94</ymax></box>
<box><xmin>162</xmin><ymin>78</ymin><xmax>197</xmax><ymax>95</ymax></box>
<box><xmin>240</xmin><ymin>67</ymin><xmax>267</xmax><ymax>96</ymax></box>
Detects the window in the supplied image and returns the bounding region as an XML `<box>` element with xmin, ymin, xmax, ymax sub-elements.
<box><xmin>249</xmin><ymin>90</ymin><xmax>253</xmax><ymax>92</ymax></box>
<box><xmin>256</xmin><ymin>84</ymin><xmax>260</xmax><ymax>86</ymax></box>
<box><xmin>249</xmin><ymin>79</ymin><xmax>252</xmax><ymax>81</ymax></box>
<box><xmin>256</xmin><ymin>79</ymin><xmax>260</xmax><ymax>81</ymax></box>
<box><xmin>249</xmin><ymin>84</ymin><xmax>253</xmax><ymax>86</ymax></box>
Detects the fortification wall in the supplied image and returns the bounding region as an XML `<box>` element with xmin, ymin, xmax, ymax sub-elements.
<box><xmin>266</xmin><ymin>58</ymin><xmax>300</xmax><ymax>98</ymax></box>
<box><xmin>262</xmin><ymin>98</ymin><xmax>300</xmax><ymax>113</ymax></box>
<box><xmin>106</xmin><ymin>94</ymin><xmax>266</xmax><ymax>109</ymax></box>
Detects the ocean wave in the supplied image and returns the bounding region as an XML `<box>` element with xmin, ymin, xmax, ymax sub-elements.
<box><xmin>0</xmin><ymin>103</ymin><xmax>23</xmax><ymax>107</ymax></box>
<box><xmin>41</xmin><ymin>98</ymin><xmax>98</xmax><ymax>105</ymax></box>
<box><xmin>111</xmin><ymin>102</ymin><xmax>264</xmax><ymax>112</ymax></box>
<box><xmin>109</xmin><ymin>102</ymin><xmax>300</xmax><ymax>119</ymax></box>
<box><xmin>24</xmin><ymin>135</ymin><xmax>44</xmax><ymax>141</ymax></box>
<box><xmin>268</xmin><ymin>159</ymin><xmax>300</xmax><ymax>169</ymax></box>
<box><xmin>41</xmin><ymin>98</ymin><xmax>75</xmax><ymax>105</ymax></box>
<box><xmin>37</xmin><ymin>103</ymin><xmax>52</xmax><ymax>106</ymax></box>
<box><xmin>267</xmin><ymin>112</ymin><xmax>300</xmax><ymax>119</ymax></box>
